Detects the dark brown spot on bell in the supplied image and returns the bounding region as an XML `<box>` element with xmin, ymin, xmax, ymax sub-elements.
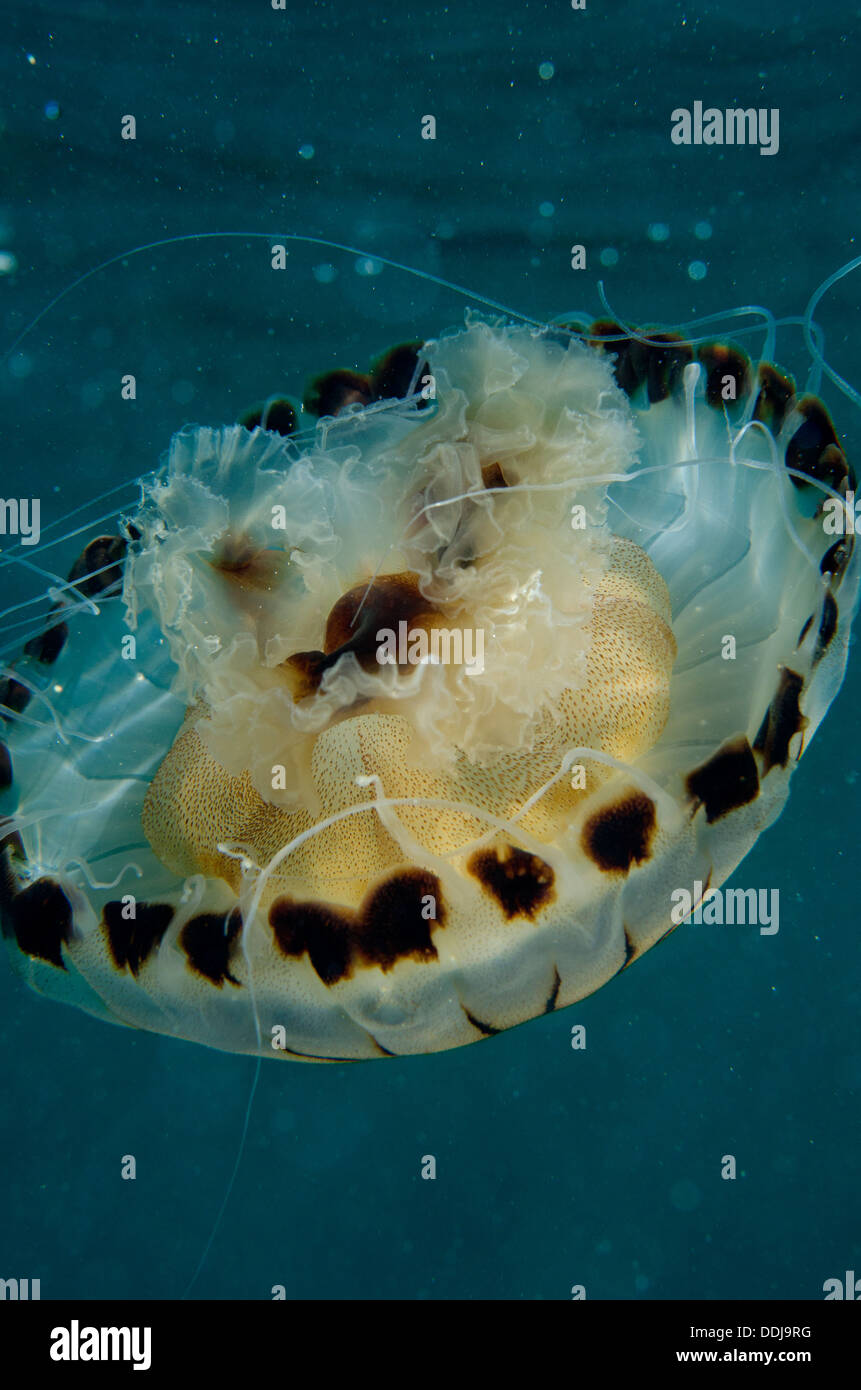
<box><xmin>622</xmin><ymin>928</ymin><xmax>637</xmax><ymax>967</ymax></box>
<box><xmin>24</xmin><ymin>621</ymin><xmax>69</xmax><ymax>666</ymax></box>
<box><xmin>821</xmin><ymin>537</ymin><xmax>853</xmax><ymax>585</ymax></box>
<box><xmin>270</xmin><ymin>900</ymin><xmax>354</xmax><ymax>985</ymax></box>
<box><xmin>590</xmin><ymin>324</ymin><xmax>692</xmax><ymax>402</ymax></box>
<box><xmin>370</xmin><ymin>342</ymin><xmax>428</xmax><ymax>402</ymax></box>
<box><xmin>481</xmin><ymin>461</ymin><xmax>509</xmax><ymax>490</ymax></box>
<box><xmin>0</xmin><ymin>740</ymin><xmax>11</xmax><ymax>789</ymax></box>
<box><xmin>283</xmin><ymin>652</ymin><xmax>330</xmax><ymax>703</ymax></box>
<box><xmin>811</xmin><ymin>444</ymin><xmax>852</xmax><ymax>493</ymax></box>
<box><xmin>67</xmin><ymin>535</ymin><xmax>127</xmax><ymax>598</ymax></box>
<box><xmin>303</xmin><ymin>368</ymin><xmax>374</xmax><ymax>418</ymax></box>
<box><xmin>284</xmin><ymin>571</ymin><xmax>437</xmax><ymax>698</ymax></box>
<box><xmin>240</xmin><ymin>398</ymin><xmax>297</xmax><ymax>437</ymax></box>
<box><xmin>813</xmin><ymin>592</ymin><xmax>838</xmax><ymax>664</ymax></box>
<box><xmin>588</xmin><ymin>320</ymin><xmax>626</xmax><ymax>349</ymax></box>
<box><xmin>0</xmin><ymin>678</ymin><xmax>31</xmax><ymax>716</ymax></box>
<box><xmin>104</xmin><ymin>900</ymin><xmax>175</xmax><ymax>976</ymax></box>
<box><xmin>468</xmin><ymin>845</ymin><xmax>555</xmax><ymax>920</ymax></box>
<box><xmin>644</xmin><ymin>333</ymin><xmax>693</xmax><ymax>403</ymax></box>
<box><xmin>270</xmin><ymin>869</ymin><xmax>444</xmax><ymax>986</ymax></box>
<box><xmin>582</xmin><ymin>792</ymin><xmax>656</xmax><ymax>873</ymax></box>
<box><xmin>686</xmin><ymin>736</ymin><xmax>760</xmax><ymax>824</ymax></box>
<box><xmin>7</xmin><ymin>878</ymin><xmax>74</xmax><ymax>969</ymax></box>
<box><xmin>753</xmin><ymin>362</ymin><xmax>795</xmax><ymax>435</ymax></box>
<box><xmin>180</xmin><ymin>909</ymin><xmax>243</xmax><ymax>986</ymax></box>
<box><xmin>753</xmin><ymin>667</ymin><xmax>807</xmax><ymax>773</ymax></box>
<box><xmin>589</xmin><ymin>320</ymin><xmax>649</xmax><ymax>398</ymax></box>
<box><xmin>356</xmin><ymin>870</ymin><xmax>443</xmax><ymax>970</ymax></box>
<box><xmin>696</xmin><ymin>342</ymin><xmax>751</xmax><ymax>409</ymax></box>
<box><xmin>785</xmin><ymin>397</ymin><xmax>843</xmax><ymax>489</ymax></box>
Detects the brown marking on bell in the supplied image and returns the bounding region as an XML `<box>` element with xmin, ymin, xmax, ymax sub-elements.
<box><xmin>696</xmin><ymin>342</ymin><xmax>751</xmax><ymax>408</ymax></box>
<box><xmin>0</xmin><ymin>740</ymin><xmax>11</xmax><ymax>790</ymax></box>
<box><xmin>240</xmin><ymin>398</ymin><xmax>297</xmax><ymax>437</ymax></box>
<box><xmin>67</xmin><ymin>535</ymin><xmax>127</xmax><ymax>598</ymax></box>
<box><xmin>103</xmin><ymin>900</ymin><xmax>175</xmax><ymax>976</ymax></box>
<box><xmin>481</xmin><ymin>461</ymin><xmax>509</xmax><ymax>490</ymax></box>
<box><xmin>467</xmin><ymin>845</ymin><xmax>556</xmax><ymax>920</ymax></box>
<box><xmin>797</xmin><ymin>615</ymin><xmax>813</xmax><ymax>647</ymax></box>
<box><xmin>270</xmin><ymin>868</ymin><xmax>445</xmax><ymax>985</ymax></box>
<box><xmin>462</xmin><ymin>1007</ymin><xmax>500</xmax><ymax>1036</ymax></box>
<box><xmin>812</xmin><ymin>444</ymin><xmax>852</xmax><ymax>492</ymax></box>
<box><xmin>303</xmin><ymin>368</ymin><xmax>374</xmax><ymax>418</ymax></box>
<box><xmin>210</xmin><ymin>534</ymin><xmax>290</xmax><ymax>593</ymax></box>
<box><xmin>24</xmin><ymin>621</ymin><xmax>69</xmax><ymax>665</ymax></box>
<box><xmin>354</xmin><ymin>869</ymin><xmax>443</xmax><ymax>970</ymax></box>
<box><xmin>7</xmin><ymin>878</ymin><xmax>75</xmax><ymax>968</ymax></box>
<box><xmin>643</xmin><ymin>333</ymin><xmax>693</xmax><ymax>403</ymax></box>
<box><xmin>325</xmin><ymin>574</ymin><xmax>433</xmax><ymax>652</ymax></box>
<box><xmin>581</xmin><ymin>792</ymin><xmax>657</xmax><ymax>873</ymax></box>
<box><xmin>588</xmin><ymin>319</ymin><xmax>626</xmax><ymax>350</ymax></box>
<box><xmin>543</xmin><ymin>965</ymin><xmax>562</xmax><ymax>1013</ymax></box>
<box><xmin>0</xmin><ymin>677</ymin><xmax>32</xmax><ymax>716</ymax></box>
<box><xmin>753</xmin><ymin>667</ymin><xmax>808</xmax><ymax>772</ymax></box>
<box><xmin>753</xmin><ymin>362</ymin><xmax>796</xmax><ymax>434</ymax></box>
<box><xmin>813</xmin><ymin>592</ymin><xmax>838</xmax><ymax>664</ymax></box>
<box><xmin>269</xmin><ymin>899</ymin><xmax>355</xmax><ymax>985</ymax></box>
<box><xmin>370</xmin><ymin>342</ymin><xmax>428</xmax><ymax>401</ymax></box>
<box><xmin>622</xmin><ymin>928</ymin><xmax>637</xmax><ymax>967</ymax></box>
<box><xmin>284</xmin><ymin>571</ymin><xmax>438</xmax><ymax>698</ymax></box>
<box><xmin>281</xmin><ymin>651</ymin><xmax>330</xmax><ymax>703</ymax></box>
<box><xmin>784</xmin><ymin>397</ymin><xmax>844</xmax><ymax>490</ymax></box>
<box><xmin>686</xmin><ymin>736</ymin><xmax>760</xmax><ymax>824</ymax></box>
<box><xmin>180</xmin><ymin>908</ymin><xmax>243</xmax><ymax>986</ymax></box>
<box><xmin>588</xmin><ymin>320</ymin><xmax>648</xmax><ymax>397</ymax></box>
<box><xmin>821</xmin><ymin>537</ymin><xmax>853</xmax><ymax>585</ymax></box>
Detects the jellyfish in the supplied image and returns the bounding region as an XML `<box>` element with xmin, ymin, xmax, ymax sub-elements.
<box><xmin>1</xmin><ymin>236</ymin><xmax>858</xmax><ymax>1061</ymax></box>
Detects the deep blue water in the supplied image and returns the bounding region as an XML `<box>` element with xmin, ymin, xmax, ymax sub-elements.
<box><xmin>1</xmin><ymin>0</ymin><xmax>859</xmax><ymax>1300</ymax></box>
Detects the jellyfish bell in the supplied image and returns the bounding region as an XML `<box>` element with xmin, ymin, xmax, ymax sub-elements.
<box><xmin>1</xmin><ymin>236</ymin><xmax>858</xmax><ymax>1061</ymax></box>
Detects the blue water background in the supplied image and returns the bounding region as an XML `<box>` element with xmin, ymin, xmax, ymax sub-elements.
<box><xmin>0</xmin><ymin>0</ymin><xmax>859</xmax><ymax>1299</ymax></box>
